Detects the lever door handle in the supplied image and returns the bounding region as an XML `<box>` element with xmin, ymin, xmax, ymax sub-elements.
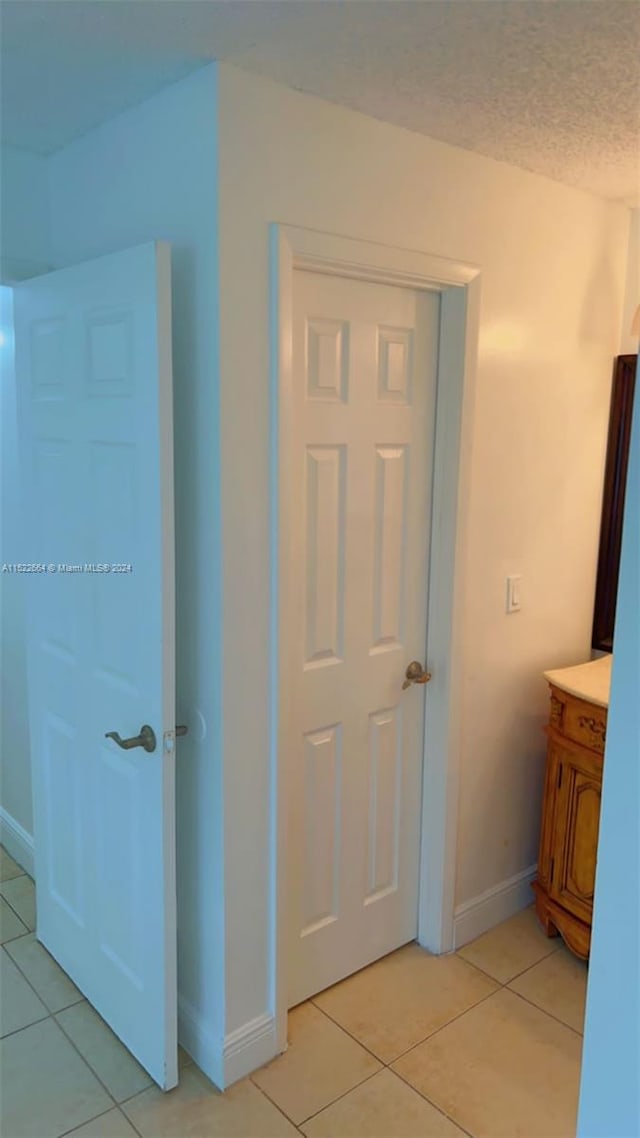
<box><xmin>105</xmin><ymin>724</ymin><xmax>157</xmax><ymax>753</ymax></box>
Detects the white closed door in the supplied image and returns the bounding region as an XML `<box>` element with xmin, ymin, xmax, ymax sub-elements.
<box><xmin>14</xmin><ymin>243</ymin><xmax>178</xmax><ymax>1089</ymax></box>
<box><xmin>287</xmin><ymin>270</ymin><xmax>439</xmax><ymax>1006</ymax></box>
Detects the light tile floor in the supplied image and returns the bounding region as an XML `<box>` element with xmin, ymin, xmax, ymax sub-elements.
<box><xmin>0</xmin><ymin>846</ymin><xmax>587</xmax><ymax>1137</ymax></box>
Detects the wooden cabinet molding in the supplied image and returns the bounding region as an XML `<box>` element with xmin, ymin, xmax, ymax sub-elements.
<box><xmin>532</xmin><ymin>683</ymin><xmax>606</xmax><ymax>959</ymax></box>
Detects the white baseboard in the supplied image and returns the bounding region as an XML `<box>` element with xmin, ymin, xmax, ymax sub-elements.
<box><xmin>178</xmin><ymin>1001</ymin><xmax>279</xmax><ymax>1090</ymax></box>
<box><xmin>0</xmin><ymin>807</ymin><xmax>34</xmax><ymax>878</ymax></box>
<box><xmin>453</xmin><ymin>863</ymin><xmax>537</xmax><ymax>949</ymax></box>
<box><xmin>223</xmin><ymin>1013</ymin><xmax>277</xmax><ymax>1087</ymax></box>
<box><xmin>178</xmin><ymin>994</ymin><xmax>224</xmax><ymax>1090</ymax></box>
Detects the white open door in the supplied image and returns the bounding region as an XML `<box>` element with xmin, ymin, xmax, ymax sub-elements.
<box><xmin>13</xmin><ymin>243</ymin><xmax>177</xmax><ymax>1089</ymax></box>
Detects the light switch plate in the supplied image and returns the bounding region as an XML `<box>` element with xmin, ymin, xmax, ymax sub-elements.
<box><xmin>506</xmin><ymin>575</ymin><xmax>522</xmax><ymax>613</ymax></box>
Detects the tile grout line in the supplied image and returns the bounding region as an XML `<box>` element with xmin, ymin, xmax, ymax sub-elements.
<box><xmin>0</xmin><ymin>870</ymin><xmax>32</xmax><ymax>895</ymax></box>
<box><xmin>253</xmin><ymin>1064</ymin><xmax>385</xmax><ymax>1132</ymax></box>
<box><xmin>444</xmin><ymin>940</ymin><xmax>582</xmax><ymax>1040</ymax></box>
<box><xmin>0</xmin><ymin>955</ymin><xmax>50</xmax><ymax>1042</ymax></box>
<box><xmin>106</xmin><ymin>1091</ymin><xmax>159</xmax><ymax>1138</ymax></box>
<box><xmin>114</xmin><ymin>1102</ymin><xmax>146</xmax><ymax>1138</ymax></box>
<box><xmin>4</xmin><ymin>859</ymin><xmax>580</xmax><ymax>1136</ymax></box>
<box><xmin>454</xmin><ymin>952</ymin><xmax>518</xmax><ymax>986</ymax></box>
<box><xmin>0</xmin><ymin>938</ymin><xmax>54</xmax><ymax>1035</ymax></box>
<box><xmin>386</xmin><ymin>983</ymin><xmax>501</xmax><ymax>1066</ymax></box>
<box><xmin>0</xmin><ymin>874</ymin><xmax>31</xmax><ymax>938</ymax></box>
<box><xmin>57</xmin><ymin>1101</ymin><xmax>137</xmax><ymax>1138</ymax></box>
<box><xmin>446</xmin><ymin>957</ymin><xmax>504</xmax><ymax>987</ymax></box>
<box><xmin>3</xmin><ymin>860</ymin><xmax>183</xmax><ymax>1138</ymax></box>
<box><xmin>51</xmin><ymin>1009</ymin><xmax>124</xmax><ymax>1114</ymax></box>
<box><xmin>249</xmin><ymin>1077</ymin><xmax>318</xmax><ymax>1134</ymax></box>
<box><xmin>458</xmin><ymin>924</ymin><xmax>586</xmax><ymax>1036</ymax></box>
<box><xmin>2</xmin><ymin>859</ymin><xmax>165</xmax><ymax>1138</ymax></box>
<box><xmin>53</xmin><ymin>1004</ymin><xmax>160</xmax><ymax>1130</ymax></box>
<box><xmin>0</xmin><ymin>922</ymin><xmax>29</xmax><ymax>945</ymax></box>
<box><xmin>2</xmin><ymin>871</ymin><xmax>150</xmax><ymax>1133</ymax></box>
<box><xmin>504</xmin><ymin>985</ymin><xmax>585</xmax><ymax>1039</ymax></box>
<box><xmin>0</xmin><ymin>850</ymin><xmax>28</xmax><ymax>882</ymax></box>
<box><xmin>299</xmin><ymin>1068</ymin><xmax>384</xmax><ymax>1130</ymax></box>
<box><xmin>118</xmin><ymin>1084</ymin><xmax>161</xmax><ymax>1109</ymax></box>
<box><xmin>248</xmin><ymin>1000</ymin><xmax>385</xmax><ymax>1128</ymax></box>
<box><xmin>0</xmin><ymin>869</ymin><xmax>29</xmax><ymax>884</ymax></box>
<box><xmin>251</xmin><ymin>1019</ymin><xmax>474</xmax><ymax>1138</ymax></box>
<box><xmin>278</xmin><ymin>982</ymin><xmax>498</xmax><ymax>1133</ymax></box>
<box><xmin>0</xmin><ymin>1012</ymin><xmax>51</xmax><ymax>1042</ymax></box>
<box><xmin>58</xmin><ymin>1102</ymin><xmax>146</xmax><ymax>1138</ymax></box>
<box><xmin>52</xmin><ymin>1010</ymin><xmax>147</xmax><ymax>1138</ymax></box>
<box><xmin>302</xmin><ymin>944</ymin><xmax>576</xmax><ymax>1124</ymax></box>
<box><xmin>2</xmin><ymin>937</ymin><xmax>86</xmax><ymax>1019</ymax></box>
<box><xmin>382</xmin><ymin>946</ymin><xmax>584</xmax><ymax>1135</ymax></box>
<box><xmin>308</xmin><ymin>1000</ymin><xmax>388</xmax><ymax>1066</ymax></box>
<box><xmin>297</xmin><ymin>1068</ymin><xmax>385</xmax><ymax>1129</ymax></box>
<box><xmin>390</xmin><ymin>1063</ymin><xmax>476</xmax><ymax>1138</ymax></box>
<box><xmin>2</xmin><ymin>938</ymin><xmax>128</xmax><ymax>1137</ymax></box>
<box><xmin>453</xmin><ymin>940</ymin><xmax>563</xmax><ymax>989</ymax></box>
<box><xmin>498</xmin><ymin>942</ymin><xmax>563</xmax><ymax>985</ymax></box>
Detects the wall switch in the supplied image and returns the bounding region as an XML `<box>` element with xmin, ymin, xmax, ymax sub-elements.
<box><xmin>506</xmin><ymin>575</ymin><xmax>522</xmax><ymax>613</ymax></box>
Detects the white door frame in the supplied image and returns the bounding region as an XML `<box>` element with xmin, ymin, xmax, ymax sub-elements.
<box><xmin>269</xmin><ymin>224</ymin><xmax>481</xmax><ymax>1051</ymax></box>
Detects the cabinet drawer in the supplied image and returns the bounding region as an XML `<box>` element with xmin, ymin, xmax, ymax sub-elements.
<box><xmin>550</xmin><ymin>687</ymin><xmax>607</xmax><ymax>753</ymax></box>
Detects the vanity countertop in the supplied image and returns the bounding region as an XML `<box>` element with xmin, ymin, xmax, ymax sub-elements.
<box><xmin>543</xmin><ymin>654</ymin><xmax>612</xmax><ymax>709</ymax></box>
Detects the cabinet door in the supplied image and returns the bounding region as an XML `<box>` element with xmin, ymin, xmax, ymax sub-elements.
<box><xmin>549</xmin><ymin>742</ymin><xmax>602</xmax><ymax>924</ymax></box>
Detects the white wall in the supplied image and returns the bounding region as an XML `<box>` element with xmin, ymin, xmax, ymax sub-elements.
<box><xmin>46</xmin><ymin>65</ymin><xmax>224</xmax><ymax>1079</ymax></box>
<box><xmin>0</xmin><ymin>146</ymin><xmax>51</xmax><ymax>280</ymax></box>
<box><xmin>578</xmin><ymin>354</ymin><xmax>639</xmax><ymax>1137</ymax></box>
<box><xmin>0</xmin><ymin>286</ymin><xmax>34</xmax><ymax>865</ymax></box>
<box><xmin>216</xmin><ymin>63</ymin><xmax>629</xmax><ymax>1051</ymax></box>
<box><xmin>619</xmin><ymin>206</ymin><xmax>640</xmax><ymax>355</ymax></box>
<box><xmin>0</xmin><ymin>146</ymin><xmax>51</xmax><ymax>863</ymax></box>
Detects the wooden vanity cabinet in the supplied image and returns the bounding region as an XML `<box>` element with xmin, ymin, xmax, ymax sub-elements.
<box><xmin>532</xmin><ymin>683</ymin><xmax>606</xmax><ymax>959</ymax></box>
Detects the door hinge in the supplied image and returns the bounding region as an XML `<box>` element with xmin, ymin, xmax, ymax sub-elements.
<box><xmin>557</xmin><ymin>764</ymin><xmax>563</xmax><ymax>790</ymax></box>
<box><xmin>550</xmin><ymin>857</ymin><xmax>555</xmax><ymax>884</ymax></box>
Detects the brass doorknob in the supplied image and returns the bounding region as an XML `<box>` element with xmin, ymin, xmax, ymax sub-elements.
<box><xmin>402</xmin><ymin>661</ymin><xmax>432</xmax><ymax>690</ymax></box>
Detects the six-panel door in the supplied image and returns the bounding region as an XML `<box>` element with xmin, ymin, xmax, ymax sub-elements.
<box><xmin>14</xmin><ymin>243</ymin><xmax>178</xmax><ymax>1089</ymax></box>
<box><xmin>286</xmin><ymin>270</ymin><xmax>439</xmax><ymax>1006</ymax></box>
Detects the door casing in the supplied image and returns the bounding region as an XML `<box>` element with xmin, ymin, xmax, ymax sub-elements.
<box><xmin>270</xmin><ymin>224</ymin><xmax>481</xmax><ymax>1051</ymax></box>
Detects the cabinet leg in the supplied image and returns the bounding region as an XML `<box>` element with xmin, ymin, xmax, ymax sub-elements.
<box><xmin>534</xmin><ymin>893</ymin><xmax>559</xmax><ymax>939</ymax></box>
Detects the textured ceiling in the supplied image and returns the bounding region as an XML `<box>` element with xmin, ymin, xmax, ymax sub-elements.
<box><xmin>233</xmin><ymin>0</ymin><xmax>640</xmax><ymax>204</ymax></box>
<box><xmin>1</xmin><ymin>0</ymin><xmax>639</xmax><ymax>203</ymax></box>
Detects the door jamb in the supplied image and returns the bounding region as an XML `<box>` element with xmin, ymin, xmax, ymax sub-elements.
<box><xmin>269</xmin><ymin>224</ymin><xmax>481</xmax><ymax>1052</ymax></box>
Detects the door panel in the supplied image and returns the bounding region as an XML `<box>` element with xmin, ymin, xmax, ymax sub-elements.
<box><xmin>304</xmin><ymin>445</ymin><xmax>346</xmax><ymax>665</ymax></box>
<box><xmin>301</xmin><ymin>724</ymin><xmax>342</xmax><ymax>933</ymax></box>
<box><xmin>14</xmin><ymin>243</ymin><xmax>177</xmax><ymax>1089</ymax></box>
<box><xmin>287</xmin><ymin>271</ymin><xmax>439</xmax><ymax>1006</ymax></box>
<box><xmin>366</xmin><ymin>706</ymin><xmax>402</xmax><ymax>901</ymax></box>
<box><xmin>566</xmin><ymin>778</ymin><xmax>600</xmax><ymax>897</ymax></box>
<box><xmin>372</xmin><ymin>444</ymin><xmax>407</xmax><ymax>648</ymax></box>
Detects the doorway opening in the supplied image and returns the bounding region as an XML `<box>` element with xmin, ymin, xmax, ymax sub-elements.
<box><xmin>270</xmin><ymin>225</ymin><xmax>482</xmax><ymax>1051</ymax></box>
